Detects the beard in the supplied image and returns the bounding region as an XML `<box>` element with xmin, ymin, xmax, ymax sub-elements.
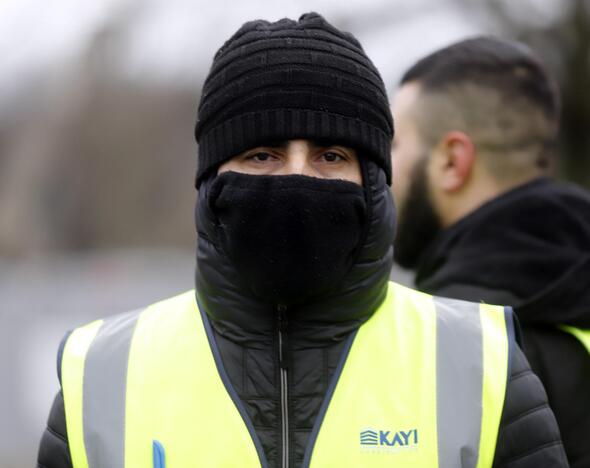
<box><xmin>393</xmin><ymin>156</ymin><xmax>442</xmax><ymax>269</ymax></box>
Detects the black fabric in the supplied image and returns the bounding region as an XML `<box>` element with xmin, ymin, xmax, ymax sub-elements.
<box><xmin>194</xmin><ymin>12</ymin><xmax>394</xmax><ymax>186</ymax></box>
<box><xmin>415</xmin><ymin>177</ymin><xmax>589</xmax><ymax>467</ymax></box>
<box><xmin>195</xmin><ymin>158</ymin><xmax>395</xmax><ymax>467</ymax></box>
<box><xmin>195</xmin><ymin>160</ymin><xmax>394</xmax><ymax>346</ymax></box>
<box><xmin>37</xmin><ymin>392</ymin><xmax>71</xmax><ymax>468</ymax></box>
<box><xmin>208</xmin><ymin>172</ymin><xmax>366</xmax><ymax>305</ymax></box>
<box><xmin>494</xmin><ymin>346</ymin><xmax>568</xmax><ymax>468</ymax></box>
<box><xmin>212</xmin><ymin>328</ymin><xmax>348</xmax><ymax>467</ymax></box>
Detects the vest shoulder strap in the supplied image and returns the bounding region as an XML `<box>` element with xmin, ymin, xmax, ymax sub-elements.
<box><xmin>559</xmin><ymin>325</ymin><xmax>590</xmax><ymax>354</ymax></box>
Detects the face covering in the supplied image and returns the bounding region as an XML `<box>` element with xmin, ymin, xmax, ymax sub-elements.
<box><xmin>207</xmin><ymin>171</ymin><xmax>367</xmax><ymax>306</ymax></box>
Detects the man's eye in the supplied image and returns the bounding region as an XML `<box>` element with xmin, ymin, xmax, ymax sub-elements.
<box><xmin>247</xmin><ymin>152</ymin><xmax>273</xmax><ymax>162</ymax></box>
<box><xmin>322</xmin><ymin>152</ymin><xmax>344</xmax><ymax>162</ymax></box>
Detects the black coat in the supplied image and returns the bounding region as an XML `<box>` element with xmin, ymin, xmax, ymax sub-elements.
<box><xmin>416</xmin><ymin>177</ymin><xmax>590</xmax><ymax>468</ymax></box>
<box><xmin>38</xmin><ymin>170</ymin><xmax>568</xmax><ymax>468</ymax></box>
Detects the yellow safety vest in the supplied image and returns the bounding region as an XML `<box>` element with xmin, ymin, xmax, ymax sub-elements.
<box><xmin>559</xmin><ymin>325</ymin><xmax>590</xmax><ymax>354</ymax></box>
<box><xmin>61</xmin><ymin>282</ymin><xmax>513</xmax><ymax>468</ymax></box>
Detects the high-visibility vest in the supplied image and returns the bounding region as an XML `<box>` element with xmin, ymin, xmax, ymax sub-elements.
<box><xmin>559</xmin><ymin>325</ymin><xmax>590</xmax><ymax>354</ymax></box>
<box><xmin>61</xmin><ymin>282</ymin><xmax>513</xmax><ymax>468</ymax></box>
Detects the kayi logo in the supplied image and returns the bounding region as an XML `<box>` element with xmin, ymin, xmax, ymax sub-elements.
<box><xmin>360</xmin><ymin>428</ymin><xmax>418</xmax><ymax>451</ymax></box>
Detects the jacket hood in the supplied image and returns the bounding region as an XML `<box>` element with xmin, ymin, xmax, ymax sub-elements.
<box><xmin>416</xmin><ymin>177</ymin><xmax>590</xmax><ymax>327</ymax></box>
<box><xmin>195</xmin><ymin>160</ymin><xmax>395</xmax><ymax>345</ymax></box>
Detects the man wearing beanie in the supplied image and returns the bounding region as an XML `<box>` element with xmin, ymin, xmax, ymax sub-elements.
<box><xmin>38</xmin><ymin>14</ymin><xmax>566</xmax><ymax>468</ymax></box>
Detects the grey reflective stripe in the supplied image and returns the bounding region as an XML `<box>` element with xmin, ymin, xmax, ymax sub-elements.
<box><xmin>83</xmin><ymin>310</ymin><xmax>142</xmax><ymax>468</ymax></box>
<box><xmin>434</xmin><ymin>297</ymin><xmax>483</xmax><ymax>468</ymax></box>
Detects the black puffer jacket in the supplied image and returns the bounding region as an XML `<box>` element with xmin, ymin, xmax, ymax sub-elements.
<box><xmin>416</xmin><ymin>177</ymin><xmax>589</xmax><ymax>467</ymax></box>
<box><xmin>38</xmin><ymin>169</ymin><xmax>567</xmax><ymax>467</ymax></box>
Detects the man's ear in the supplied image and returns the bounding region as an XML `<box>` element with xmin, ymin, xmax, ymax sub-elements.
<box><xmin>433</xmin><ymin>131</ymin><xmax>476</xmax><ymax>193</ymax></box>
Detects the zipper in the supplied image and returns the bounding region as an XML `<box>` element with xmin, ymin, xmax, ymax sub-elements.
<box><xmin>277</xmin><ymin>304</ymin><xmax>289</xmax><ymax>468</ymax></box>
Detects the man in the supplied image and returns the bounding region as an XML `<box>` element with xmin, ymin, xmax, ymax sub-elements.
<box><xmin>392</xmin><ymin>36</ymin><xmax>589</xmax><ymax>467</ymax></box>
<box><xmin>38</xmin><ymin>16</ymin><xmax>567</xmax><ymax>468</ymax></box>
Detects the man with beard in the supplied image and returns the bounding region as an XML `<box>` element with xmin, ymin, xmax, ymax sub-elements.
<box><xmin>392</xmin><ymin>36</ymin><xmax>590</xmax><ymax>467</ymax></box>
<box><xmin>38</xmin><ymin>17</ymin><xmax>566</xmax><ymax>468</ymax></box>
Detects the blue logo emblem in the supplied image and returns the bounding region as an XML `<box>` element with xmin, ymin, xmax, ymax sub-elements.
<box><xmin>153</xmin><ymin>440</ymin><xmax>166</xmax><ymax>468</ymax></box>
<box><xmin>360</xmin><ymin>429</ymin><xmax>379</xmax><ymax>445</ymax></box>
<box><xmin>360</xmin><ymin>428</ymin><xmax>418</xmax><ymax>449</ymax></box>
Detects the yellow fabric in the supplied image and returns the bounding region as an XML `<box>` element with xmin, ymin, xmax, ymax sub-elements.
<box><xmin>124</xmin><ymin>291</ymin><xmax>261</xmax><ymax>467</ymax></box>
<box><xmin>476</xmin><ymin>304</ymin><xmax>509</xmax><ymax>468</ymax></box>
<box><xmin>61</xmin><ymin>319</ymin><xmax>103</xmax><ymax>468</ymax></box>
<box><xmin>61</xmin><ymin>283</ymin><xmax>510</xmax><ymax>467</ymax></box>
<box><xmin>310</xmin><ymin>284</ymin><xmax>439</xmax><ymax>467</ymax></box>
<box><xmin>559</xmin><ymin>325</ymin><xmax>590</xmax><ymax>354</ymax></box>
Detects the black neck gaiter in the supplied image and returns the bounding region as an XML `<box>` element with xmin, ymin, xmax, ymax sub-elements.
<box><xmin>207</xmin><ymin>171</ymin><xmax>367</xmax><ymax>306</ymax></box>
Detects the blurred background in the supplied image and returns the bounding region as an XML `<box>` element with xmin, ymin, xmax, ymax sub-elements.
<box><xmin>1</xmin><ymin>0</ymin><xmax>588</xmax><ymax>466</ymax></box>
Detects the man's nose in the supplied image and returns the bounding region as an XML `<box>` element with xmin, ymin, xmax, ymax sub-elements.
<box><xmin>284</xmin><ymin>153</ymin><xmax>316</xmax><ymax>177</ymax></box>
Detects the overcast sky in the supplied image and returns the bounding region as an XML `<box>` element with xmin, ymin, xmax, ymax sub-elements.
<box><xmin>0</xmin><ymin>0</ymin><xmax>486</xmax><ymax>113</ymax></box>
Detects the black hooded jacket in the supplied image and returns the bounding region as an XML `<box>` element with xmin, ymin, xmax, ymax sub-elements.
<box><xmin>416</xmin><ymin>177</ymin><xmax>590</xmax><ymax>467</ymax></box>
<box><xmin>37</xmin><ymin>170</ymin><xmax>568</xmax><ymax>468</ymax></box>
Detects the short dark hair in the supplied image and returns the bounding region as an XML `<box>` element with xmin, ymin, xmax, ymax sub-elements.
<box><xmin>400</xmin><ymin>36</ymin><xmax>560</xmax><ymax>180</ymax></box>
<box><xmin>402</xmin><ymin>36</ymin><xmax>559</xmax><ymax>122</ymax></box>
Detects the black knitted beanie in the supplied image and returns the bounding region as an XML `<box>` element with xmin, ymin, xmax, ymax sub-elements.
<box><xmin>194</xmin><ymin>12</ymin><xmax>394</xmax><ymax>187</ymax></box>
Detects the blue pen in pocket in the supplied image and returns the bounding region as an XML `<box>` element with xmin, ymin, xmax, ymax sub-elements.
<box><xmin>153</xmin><ymin>440</ymin><xmax>166</xmax><ymax>468</ymax></box>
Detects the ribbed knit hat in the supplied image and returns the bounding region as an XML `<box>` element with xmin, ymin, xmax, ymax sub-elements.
<box><xmin>194</xmin><ymin>12</ymin><xmax>394</xmax><ymax>187</ymax></box>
